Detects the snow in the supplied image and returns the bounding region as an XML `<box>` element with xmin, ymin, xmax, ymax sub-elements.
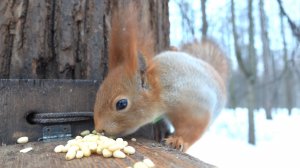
<box><xmin>187</xmin><ymin>108</ymin><xmax>300</xmax><ymax>168</ymax></box>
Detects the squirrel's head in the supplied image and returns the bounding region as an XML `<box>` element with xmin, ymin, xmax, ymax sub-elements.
<box><xmin>93</xmin><ymin>64</ymin><xmax>162</xmax><ymax>136</ymax></box>
<box><xmin>93</xmin><ymin>3</ymin><xmax>162</xmax><ymax>137</ymax></box>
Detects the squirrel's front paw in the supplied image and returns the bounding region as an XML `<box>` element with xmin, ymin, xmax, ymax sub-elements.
<box><xmin>164</xmin><ymin>136</ymin><xmax>187</xmax><ymax>152</ymax></box>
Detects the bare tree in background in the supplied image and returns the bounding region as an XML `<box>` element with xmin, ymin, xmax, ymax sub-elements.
<box><xmin>277</xmin><ymin>0</ymin><xmax>300</xmax><ymax>42</ymax></box>
<box><xmin>226</xmin><ymin>0</ymin><xmax>299</xmax><ymax>113</ymax></box>
<box><xmin>201</xmin><ymin>0</ymin><xmax>208</xmax><ymax>37</ymax></box>
<box><xmin>230</xmin><ymin>0</ymin><xmax>243</xmax><ymax>110</ymax></box>
<box><xmin>247</xmin><ymin>0</ymin><xmax>257</xmax><ymax>145</ymax></box>
<box><xmin>280</xmin><ymin>11</ymin><xmax>293</xmax><ymax>115</ymax></box>
<box><xmin>277</xmin><ymin>0</ymin><xmax>299</xmax><ymax>114</ymax></box>
<box><xmin>177</xmin><ymin>0</ymin><xmax>195</xmax><ymax>40</ymax></box>
<box><xmin>231</xmin><ymin>0</ymin><xmax>256</xmax><ymax>145</ymax></box>
<box><xmin>259</xmin><ymin>0</ymin><xmax>273</xmax><ymax>120</ymax></box>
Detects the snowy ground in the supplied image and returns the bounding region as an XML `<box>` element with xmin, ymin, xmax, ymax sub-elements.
<box><xmin>187</xmin><ymin>108</ymin><xmax>300</xmax><ymax>168</ymax></box>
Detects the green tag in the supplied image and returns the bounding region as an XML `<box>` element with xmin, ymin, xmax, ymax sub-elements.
<box><xmin>152</xmin><ymin>115</ymin><xmax>164</xmax><ymax>124</ymax></box>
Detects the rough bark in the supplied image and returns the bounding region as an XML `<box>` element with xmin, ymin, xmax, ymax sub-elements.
<box><xmin>0</xmin><ymin>0</ymin><xmax>169</xmax><ymax>80</ymax></box>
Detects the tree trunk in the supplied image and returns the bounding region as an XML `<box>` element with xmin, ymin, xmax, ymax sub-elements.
<box><xmin>200</xmin><ymin>0</ymin><xmax>208</xmax><ymax>37</ymax></box>
<box><xmin>259</xmin><ymin>0</ymin><xmax>273</xmax><ymax>120</ymax></box>
<box><xmin>232</xmin><ymin>0</ymin><xmax>256</xmax><ymax>144</ymax></box>
<box><xmin>280</xmin><ymin>11</ymin><xmax>293</xmax><ymax>115</ymax></box>
<box><xmin>247</xmin><ymin>82</ymin><xmax>256</xmax><ymax>145</ymax></box>
<box><xmin>285</xmin><ymin>68</ymin><xmax>293</xmax><ymax>116</ymax></box>
<box><xmin>231</xmin><ymin>0</ymin><xmax>250</xmax><ymax>78</ymax></box>
<box><xmin>0</xmin><ymin>0</ymin><xmax>169</xmax><ymax>80</ymax></box>
<box><xmin>247</xmin><ymin>0</ymin><xmax>256</xmax><ymax>145</ymax></box>
<box><xmin>229</xmin><ymin>78</ymin><xmax>237</xmax><ymax>108</ymax></box>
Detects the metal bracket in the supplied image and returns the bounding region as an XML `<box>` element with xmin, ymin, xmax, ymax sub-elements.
<box><xmin>41</xmin><ymin>125</ymin><xmax>72</xmax><ymax>142</ymax></box>
<box><xmin>0</xmin><ymin>79</ymin><xmax>98</xmax><ymax>145</ymax></box>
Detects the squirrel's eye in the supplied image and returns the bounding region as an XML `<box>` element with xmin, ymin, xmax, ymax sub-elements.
<box><xmin>116</xmin><ymin>99</ymin><xmax>128</xmax><ymax>111</ymax></box>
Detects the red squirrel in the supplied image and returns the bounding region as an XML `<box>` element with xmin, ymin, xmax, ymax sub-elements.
<box><xmin>93</xmin><ymin>3</ymin><xmax>228</xmax><ymax>152</ymax></box>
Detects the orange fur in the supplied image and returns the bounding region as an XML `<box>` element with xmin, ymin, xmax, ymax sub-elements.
<box><xmin>108</xmin><ymin>3</ymin><xmax>155</xmax><ymax>76</ymax></box>
<box><xmin>109</xmin><ymin>4</ymin><xmax>137</xmax><ymax>76</ymax></box>
<box><xmin>181</xmin><ymin>38</ymin><xmax>229</xmax><ymax>82</ymax></box>
<box><xmin>94</xmin><ymin>2</ymin><xmax>228</xmax><ymax>153</ymax></box>
<box><xmin>165</xmin><ymin>105</ymin><xmax>210</xmax><ymax>152</ymax></box>
<box><xmin>161</xmin><ymin>40</ymin><xmax>228</xmax><ymax>151</ymax></box>
<box><xmin>94</xmin><ymin>2</ymin><xmax>162</xmax><ymax>137</ymax></box>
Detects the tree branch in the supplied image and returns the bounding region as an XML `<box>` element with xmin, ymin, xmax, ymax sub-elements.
<box><xmin>177</xmin><ymin>0</ymin><xmax>195</xmax><ymax>38</ymax></box>
<box><xmin>231</xmin><ymin>0</ymin><xmax>252</xmax><ymax>78</ymax></box>
<box><xmin>277</xmin><ymin>0</ymin><xmax>300</xmax><ymax>42</ymax></box>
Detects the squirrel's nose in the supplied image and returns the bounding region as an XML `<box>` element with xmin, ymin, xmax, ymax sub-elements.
<box><xmin>94</xmin><ymin>116</ymin><xmax>104</xmax><ymax>132</ymax></box>
<box><xmin>96</xmin><ymin>129</ymin><xmax>105</xmax><ymax>134</ymax></box>
<box><xmin>94</xmin><ymin>124</ymin><xmax>105</xmax><ymax>134</ymax></box>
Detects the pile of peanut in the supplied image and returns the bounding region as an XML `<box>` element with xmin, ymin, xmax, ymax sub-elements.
<box><xmin>54</xmin><ymin>130</ymin><xmax>135</xmax><ymax>160</ymax></box>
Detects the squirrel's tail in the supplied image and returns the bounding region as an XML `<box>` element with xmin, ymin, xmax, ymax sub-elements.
<box><xmin>180</xmin><ymin>39</ymin><xmax>229</xmax><ymax>82</ymax></box>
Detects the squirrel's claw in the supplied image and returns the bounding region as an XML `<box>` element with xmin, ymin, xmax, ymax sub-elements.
<box><xmin>164</xmin><ymin>136</ymin><xmax>187</xmax><ymax>152</ymax></box>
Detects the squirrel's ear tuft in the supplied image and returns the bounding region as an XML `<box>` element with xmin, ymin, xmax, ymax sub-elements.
<box><xmin>108</xmin><ymin>3</ymin><xmax>138</xmax><ymax>76</ymax></box>
<box><xmin>108</xmin><ymin>2</ymin><xmax>155</xmax><ymax>77</ymax></box>
<box><xmin>138</xmin><ymin>52</ymin><xmax>147</xmax><ymax>88</ymax></box>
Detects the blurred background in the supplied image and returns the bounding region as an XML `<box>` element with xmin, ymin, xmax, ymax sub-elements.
<box><xmin>168</xmin><ymin>0</ymin><xmax>300</xmax><ymax>167</ymax></box>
